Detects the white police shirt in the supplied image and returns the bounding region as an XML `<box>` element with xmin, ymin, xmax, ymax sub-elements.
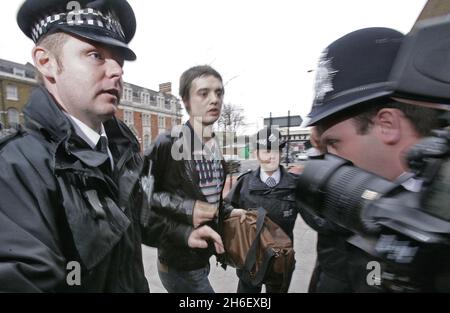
<box><xmin>396</xmin><ymin>172</ymin><xmax>423</xmax><ymax>192</ymax></box>
<box><xmin>260</xmin><ymin>168</ymin><xmax>281</xmax><ymax>187</ymax></box>
<box><xmin>65</xmin><ymin>113</ymin><xmax>114</xmax><ymax>171</ymax></box>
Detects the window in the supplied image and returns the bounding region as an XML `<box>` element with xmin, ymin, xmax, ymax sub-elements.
<box><xmin>124</xmin><ymin>110</ymin><xmax>134</xmax><ymax>125</ymax></box>
<box><xmin>7</xmin><ymin>108</ymin><xmax>20</xmax><ymax>126</ymax></box>
<box><xmin>143</xmin><ymin>134</ymin><xmax>151</xmax><ymax>150</ymax></box>
<box><xmin>165</xmin><ymin>98</ymin><xmax>171</xmax><ymax>110</ymax></box>
<box><xmin>157</xmin><ymin>96</ymin><xmax>164</xmax><ymax>108</ymax></box>
<box><xmin>171</xmin><ymin>100</ymin><xmax>178</xmax><ymax>112</ymax></box>
<box><xmin>13</xmin><ymin>68</ymin><xmax>25</xmax><ymax>77</ymax></box>
<box><xmin>123</xmin><ymin>87</ymin><xmax>133</xmax><ymax>102</ymax></box>
<box><xmin>6</xmin><ymin>85</ymin><xmax>18</xmax><ymax>101</ymax></box>
<box><xmin>142</xmin><ymin>114</ymin><xmax>151</xmax><ymax>127</ymax></box>
<box><xmin>158</xmin><ymin>116</ymin><xmax>165</xmax><ymax>129</ymax></box>
<box><xmin>141</xmin><ymin>92</ymin><xmax>150</xmax><ymax>105</ymax></box>
<box><xmin>150</xmin><ymin>94</ymin><xmax>157</xmax><ymax>106</ymax></box>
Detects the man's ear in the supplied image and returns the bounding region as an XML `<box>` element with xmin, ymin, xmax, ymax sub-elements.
<box><xmin>32</xmin><ymin>46</ymin><xmax>58</xmax><ymax>83</ymax></box>
<box><xmin>374</xmin><ymin>108</ymin><xmax>401</xmax><ymax>145</ymax></box>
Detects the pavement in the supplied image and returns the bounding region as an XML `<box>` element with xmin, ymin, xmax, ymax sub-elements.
<box><xmin>142</xmin><ymin>159</ymin><xmax>317</xmax><ymax>293</ymax></box>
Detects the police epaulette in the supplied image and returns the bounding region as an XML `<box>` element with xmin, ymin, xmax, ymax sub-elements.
<box><xmin>0</xmin><ymin>126</ymin><xmax>25</xmax><ymax>149</ymax></box>
<box><xmin>237</xmin><ymin>169</ymin><xmax>252</xmax><ymax>180</ymax></box>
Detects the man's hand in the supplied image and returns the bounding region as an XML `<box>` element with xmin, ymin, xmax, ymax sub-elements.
<box><xmin>230</xmin><ymin>208</ymin><xmax>247</xmax><ymax>223</ymax></box>
<box><xmin>288</xmin><ymin>164</ymin><xmax>304</xmax><ymax>174</ymax></box>
<box><xmin>193</xmin><ymin>200</ymin><xmax>218</xmax><ymax>228</ymax></box>
<box><xmin>187</xmin><ymin>225</ymin><xmax>224</xmax><ymax>254</ymax></box>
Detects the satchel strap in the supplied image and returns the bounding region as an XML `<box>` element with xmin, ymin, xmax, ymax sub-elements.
<box><xmin>279</xmin><ymin>254</ymin><xmax>292</xmax><ymax>293</ymax></box>
<box><xmin>247</xmin><ymin>247</ymin><xmax>275</xmax><ymax>287</ymax></box>
<box><xmin>241</xmin><ymin>207</ymin><xmax>271</xmax><ymax>286</ymax></box>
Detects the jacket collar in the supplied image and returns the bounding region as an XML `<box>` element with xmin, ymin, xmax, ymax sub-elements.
<box><xmin>249</xmin><ymin>165</ymin><xmax>297</xmax><ymax>191</ymax></box>
<box><xmin>23</xmin><ymin>86</ymin><xmax>72</xmax><ymax>144</ymax></box>
<box><xmin>185</xmin><ymin>120</ymin><xmax>208</xmax><ymax>153</ymax></box>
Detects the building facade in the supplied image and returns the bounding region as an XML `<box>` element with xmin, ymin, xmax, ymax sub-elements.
<box><xmin>0</xmin><ymin>58</ymin><xmax>182</xmax><ymax>152</ymax></box>
<box><xmin>0</xmin><ymin>58</ymin><xmax>37</xmax><ymax>129</ymax></box>
<box><xmin>117</xmin><ymin>82</ymin><xmax>183</xmax><ymax>152</ymax></box>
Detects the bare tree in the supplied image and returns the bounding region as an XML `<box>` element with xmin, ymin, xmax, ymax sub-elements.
<box><xmin>217</xmin><ymin>103</ymin><xmax>246</xmax><ymax>133</ymax></box>
<box><xmin>217</xmin><ymin>103</ymin><xmax>247</xmax><ymax>162</ymax></box>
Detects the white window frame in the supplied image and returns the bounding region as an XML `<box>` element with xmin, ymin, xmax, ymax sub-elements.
<box><xmin>7</xmin><ymin>108</ymin><xmax>20</xmax><ymax>125</ymax></box>
<box><xmin>150</xmin><ymin>94</ymin><xmax>157</xmax><ymax>106</ymax></box>
<box><xmin>143</xmin><ymin>134</ymin><xmax>151</xmax><ymax>150</ymax></box>
<box><xmin>6</xmin><ymin>85</ymin><xmax>18</xmax><ymax>101</ymax></box>
<box><xmin>158</xmin><ymin>116</ymin><xmax>165</xmax><ymax>129</ymax></box>
<box><xmin>123</xmin><ymin>87</ymin><xmax>133</xmax><ymax>102</ymax></box>
<box><xmin>141</xmin><ymin>92</ymin><xmax>150</xmax><ymax>105</ymax></box>
<box><xmin>171</xmin><ymin>100</ymin><xmax>178</xmax><ymax>112</ymax></box>
<box><xmin>157</xmin><ymin>96</ymin><xmax>164</xmax><ymax>108</ymax></box>
<box><xmin>13</xmin><ymin>68</ymin><xmax>25</xmax><ymax>77</ymax></box>
<box><xmin>124</xmin><ymin>110</ymin><xmax>134</xmax><ymax>126</ymax></box>
<box><xmin>142</xmin><ymin>127</ymin><xmax>152</xmax><ymax>151</ymax></box>
<box><xmin>164</xmin><ymin>98</ymin><xmax>171</xmax><ymax>110</ymax></box>
<box><xmin>142</xmin><ymin>113</ymin><xmax>151</xmax><ymax>127</ymax></box>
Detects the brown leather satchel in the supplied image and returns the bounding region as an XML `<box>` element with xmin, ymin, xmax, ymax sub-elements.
<box><xmin>219</xmin><ymin>207</ymin><xmax>296</xmax><ymax>292</ymax></box>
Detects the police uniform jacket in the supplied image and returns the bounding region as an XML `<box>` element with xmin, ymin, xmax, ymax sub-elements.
<box><xmin>0</xmin><ymin>86</ymin><xmax>149</xmax><ymax>292</ymax></box>
<box><xmin>224</xmin><ymin>166</ymin><xmax>300</xmax><ymax>241</ymax></box>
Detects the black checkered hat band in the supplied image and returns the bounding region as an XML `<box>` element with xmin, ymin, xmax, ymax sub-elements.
<box><xmin>31</xmin><ymin>8</ymin><xmax>125</xmax><ymax>43</ymax></box>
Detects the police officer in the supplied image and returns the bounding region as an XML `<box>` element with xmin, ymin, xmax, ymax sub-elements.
<box><xmin>302</xmin><ymin>27</ymin><xmax>448</xmax><ymax>292</ymax></box>
<box><xmin>0</xmin><ymin>0</ymin><xmax>149</xmax><ymax>292</ymax></box>
<box><xmin>224</xmin><ymin>127</ymin><xmax>300</xmax><ymax>293</ymax></box>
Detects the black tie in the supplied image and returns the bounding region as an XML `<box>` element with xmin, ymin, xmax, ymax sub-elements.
<box><xmin>96</xmin><ymin>136</ymin><xmax>109</xmax><ymax>154</ymax></box>
<box><xmin>96</xmin><ymin>136</ymin><xmax>112</xmax><ymax>176</ymax></box>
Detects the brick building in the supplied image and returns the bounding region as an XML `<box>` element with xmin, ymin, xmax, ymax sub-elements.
<box><xmin>116</xmin><ymin>81</ymin><xmax>183</xmax><ymax>152</ymax></box>
<box><xmin>0</xmin><ymin>58</ymin><xmax>37</xmax><ymax>129</ymax></box>
<box><xmin>0</xmin><ymin>58</ymin><xmax>183</xmax><ymax>152</ymax></box>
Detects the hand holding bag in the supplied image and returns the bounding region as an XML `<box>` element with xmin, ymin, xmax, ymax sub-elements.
<box><xmin>219</xmin><ymin>207</ymin><xmax>296</xmax><ymax>292</ymax></box>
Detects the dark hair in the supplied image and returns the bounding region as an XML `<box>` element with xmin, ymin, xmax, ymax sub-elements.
<box><xmin>179</xmin><ymin>65</ymin><xmax>223</xmax><ymax>104</ymax></box>
<box><xmin>352</xmin><ymin>99</ymin><xmax>441</xmax><ymax>136</ymax></box>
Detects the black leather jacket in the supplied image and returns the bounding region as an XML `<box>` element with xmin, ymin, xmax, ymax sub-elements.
<box><xmin>143</xmin><ymin>122</ymin><xmax>226</xmax><ymax>271</ymax></box>
<box><xmin>0</xmin><ymin>87</ymin><xmax>148</xmax><ymax>292</ymax></box>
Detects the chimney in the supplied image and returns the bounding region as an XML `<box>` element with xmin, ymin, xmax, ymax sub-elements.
<box><xmin>159</xmin><ymin>82</ymin><xmax>172</xmax><ymax>94</ymax></box>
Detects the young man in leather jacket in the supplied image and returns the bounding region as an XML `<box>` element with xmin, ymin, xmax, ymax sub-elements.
<box><xmin>143</xmin><ymin>65</ymin><xmax>226</xmax><ymax>293</ymax></box>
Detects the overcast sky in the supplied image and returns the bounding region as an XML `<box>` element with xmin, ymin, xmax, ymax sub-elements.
<box><xmin>0</xmin><ymin>0</ymin><xmax>427</xmax><ymax>133</ymax></box>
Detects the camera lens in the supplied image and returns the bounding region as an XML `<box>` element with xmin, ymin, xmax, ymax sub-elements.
<box><xmin>296</xmin><ymin>154</ymin><xmax>398</xmax><ymax>234</ymax></box>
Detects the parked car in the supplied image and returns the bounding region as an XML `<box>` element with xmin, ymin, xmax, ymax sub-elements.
<box><xmin>295</xmin><ymin>153</ymin><xmax>308</xmax><ymax>161</ymax></box>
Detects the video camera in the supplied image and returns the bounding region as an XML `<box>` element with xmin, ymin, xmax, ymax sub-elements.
<box><xmin>297</xmin><ymin>131</ymin><xmax>450</xmax><ymax>244</ymax></box>
<box><xmin>297</xmin><ymin>18</ymin><xmax>450</xmax><ymax>246</ymax></box>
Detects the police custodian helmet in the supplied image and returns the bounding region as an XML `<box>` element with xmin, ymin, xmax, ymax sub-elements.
<box><xmin>17</xmin><ymin>0</ymin><xmax>137</xmax><ymax>60</ymax></box>
<box><xmin>254</xmin><ymin>127</ymin><xmax>286</xmax><ymax>151</ymax></box>
<box><xmin>306</xmin><ymin>27</ymin><xmax>404</xmax><ymax>126</ymax></box>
